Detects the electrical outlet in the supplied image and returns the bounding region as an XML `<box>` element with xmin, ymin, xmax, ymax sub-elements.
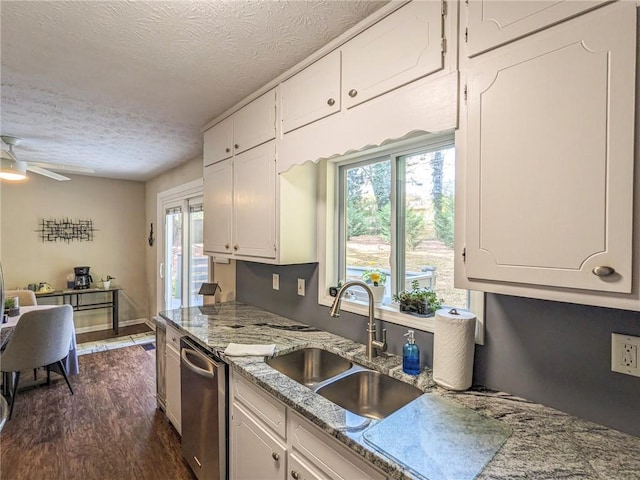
<box><xmin>297</xmin><ymin>279</ymin><xmax>305</xmax><ymax>296</ymax></box>
<box><xmin>272</xmin><ymin>274</ymin><xmax>279</xmax><ymax>291</ymax></box>
<box><xmin>611</xmin><ymin>333</ymin><xmax>640</xmax><ymax>377</ymax></box>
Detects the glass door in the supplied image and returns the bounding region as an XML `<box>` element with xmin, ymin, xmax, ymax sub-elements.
<box><xmin>163</xmin><ymin>196</ymin><xmax>207</xmax><ymax>310</ymax></box>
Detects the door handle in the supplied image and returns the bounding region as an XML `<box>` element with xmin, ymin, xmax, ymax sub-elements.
<box><xmin>159</xmin><ymin>262</ymin><xmax>164</xmax><ymax>279</ymax></box>
<box><xmin>181</xmin><ymin>348</ymin><xmax>216</xmax><ymax>379</ymax></box>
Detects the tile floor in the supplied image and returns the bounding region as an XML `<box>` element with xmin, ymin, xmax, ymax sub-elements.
<box><xmin>76</xmin><ymin>331</ymin><xmax>155</xmax><ymax>356</ymax></box>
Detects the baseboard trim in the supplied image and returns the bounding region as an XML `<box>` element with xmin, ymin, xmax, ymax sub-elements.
<box><xmin>75</xmin><ymin>317</ymin><xmax>149</xmax><ymax>335</ymax></box>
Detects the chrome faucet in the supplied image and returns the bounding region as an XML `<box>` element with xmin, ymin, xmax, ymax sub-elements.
<box><xmin>329</xmin><ymin>280</ymin><xmax>387</xmax><ymax>360</ymax></box>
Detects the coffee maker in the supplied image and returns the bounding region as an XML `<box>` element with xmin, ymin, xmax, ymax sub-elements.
<box><xmin>74</xmin><ymin>266</ymin><xmax>93</xmax><ymax>289</ymax></box>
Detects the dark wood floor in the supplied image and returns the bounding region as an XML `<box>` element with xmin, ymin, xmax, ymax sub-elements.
<box><xmin>0</xmin><ymin>345</ymin><xmax>194</xmax><ymax>480</ymax></box>
<box><xmin>76</xmin><ymin>323</ymin><xmax>152</xmax><ymax>344</ymax></box>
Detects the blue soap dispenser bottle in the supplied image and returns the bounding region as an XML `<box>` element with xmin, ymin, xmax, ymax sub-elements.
<box><xmin>403</xmin><ymin>329</ymin><xmax>420</xmax><ymax>375</ymax></box>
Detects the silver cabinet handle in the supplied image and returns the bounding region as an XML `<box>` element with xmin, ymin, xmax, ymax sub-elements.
<box><xmin>592</xmin><ymin>266</ymin><xmax>615</xmax><ymax>277</ymax></box>
<box><xmin>291</xmin><ymin>471</ymin><xmax>300</xmax><ymax>480</ymax></box>
<box><xmin>348</xmin><ymin>89</ymin><xmax>358</xmax><ymax>98</ymax></box>
<box><xmin>271</xmin><ymin>452</ymin><xmax>280</xmax><ymax>461</ymax></box>
<box><xmin>327</xmin><ymin>98</ymin><xmax>335</xmax><ymax>106</ymax></box>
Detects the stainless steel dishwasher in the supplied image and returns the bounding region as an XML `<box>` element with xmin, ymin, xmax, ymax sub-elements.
<box><xmin>180</xmin><ymin>337</ymin><xmax>228</xmax><ymax>480</ymax></box>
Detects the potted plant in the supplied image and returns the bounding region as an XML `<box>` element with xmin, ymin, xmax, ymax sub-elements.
<box><xmin>362</xmin><ymin>268</ymin><xmax>387</xmax><ymax>305</ymax></box>
<box><xmin>101</xmin><ymin>275</ymin><xmax>115</xmax><ymax>289</ymax></box>
<box><xmin>4</xmin><ymin>297</ymin><xmax>19</xmax><ymax>317</ymax></box>
<box><xmin>393</xmin><ymin>280</ymin><xmax>443</xmax><ymax>316</ymax></box>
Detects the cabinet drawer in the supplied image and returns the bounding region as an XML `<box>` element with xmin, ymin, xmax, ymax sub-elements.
<box><xmin>233</xmin><ymin>373</ymin><xmax>286</xmax><ymax>439</ymax></box>
<box><xmin>288</xmin><ymin>411</ymin><xmax>385</xmax><ymax>480</ymax></box>
<box><xmin>288</xmin><ymin>452</ymin><xmax>331</xmax><ymax>480</ymax></box>
<box><xmin>166</xmin><ymin>324</ymin><xmax>182</xmax><ymax>353</ymax></box>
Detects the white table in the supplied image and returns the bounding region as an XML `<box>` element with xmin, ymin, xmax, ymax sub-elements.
<box><xmin>1</xmin><ymin>305</ymin><xmax>79</xmax><ymax>375</ymax></box>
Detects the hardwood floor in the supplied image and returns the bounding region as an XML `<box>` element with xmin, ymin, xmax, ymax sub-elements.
<box><xmin>0</xmin><ymin>345</ymin><xmax>194</xmax><ymax>480</ymax></box>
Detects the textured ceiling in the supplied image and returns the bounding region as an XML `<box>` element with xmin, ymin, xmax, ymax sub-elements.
<box><xmin>0</xmin><ymin>0</ymin><xmax>387</xmax><ymax>181</ymax></box>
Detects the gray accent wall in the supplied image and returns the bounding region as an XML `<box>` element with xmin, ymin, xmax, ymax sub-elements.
<box><xmin>236</xmin><ymin>261</ymin><xmax>640</xmax><ymax>437</ymax></box>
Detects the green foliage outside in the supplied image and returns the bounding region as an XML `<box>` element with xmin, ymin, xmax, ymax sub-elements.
<box><xmin>434</xmin><ymin>194</ymin><xmax>455</xmax><ymax>248</ymax></box>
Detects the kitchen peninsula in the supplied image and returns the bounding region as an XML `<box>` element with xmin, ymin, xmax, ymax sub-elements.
<box><xmin>161</xmin><ymin>302</ymin><xmax>640</xmax><ymax>480</ymax></box>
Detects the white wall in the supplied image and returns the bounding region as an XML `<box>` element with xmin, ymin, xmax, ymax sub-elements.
<box><xmin>0</xmin><ymin>174</ymin><xmax>147</xmax><ymax>330</ymax></box>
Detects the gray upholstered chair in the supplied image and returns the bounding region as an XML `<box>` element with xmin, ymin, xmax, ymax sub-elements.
<box><xmin>5</xmin><ymin>289</ymin><xmax>37</xmax><ymax>307</ymax></box>
<box><xmin>1</xmin><ymin>304</ymin><xmax>75</xmax><ymax>420</ymax></box>
<box><xmin>6</xmin><ymin>290</ymin><xmax>39</xmax><ymax>380</ymax></box>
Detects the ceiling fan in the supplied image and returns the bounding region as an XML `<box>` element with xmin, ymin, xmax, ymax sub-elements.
<box><xmin>0</xmin><ymin>135</ymin><xmax>94</xmax><ymax>181</ymax></box>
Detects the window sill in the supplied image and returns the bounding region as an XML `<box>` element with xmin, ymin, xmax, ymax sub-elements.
<box><xmin>318</xmin><ymin>294</ymin><xmax>485</xmax><ymax>344</ymax></box>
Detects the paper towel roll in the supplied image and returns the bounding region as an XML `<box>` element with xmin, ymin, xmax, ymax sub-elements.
<box><xmin>433</xmin><ymin>308</ymin><xmax>476</xmax><ymax>391</ymax></box>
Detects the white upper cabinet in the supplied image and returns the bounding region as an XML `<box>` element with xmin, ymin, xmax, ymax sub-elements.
<box><xmin>203</xmin><ymin>160</ymin><xmax>233</xmax><ymax>254</ymax></box>
<box><xmin>462</xmin><ymin>2</ymin><xmax>636</xmax><ymax>295</ymax></box>
<box><xmin>203</xmin><ymin>89</ymin><xmax>276</xmax><ymax>166</ymax></box>
<box><xmin>342</xmin><ymin>0</ymin><xmax>444</xmax><ymax>109</ymax></box>
<box><xmin>465</xmin><ymin>0</ymin><xmax>610</xmax><ymax>57</ymax></box>
<box><xmin>203</xmin><ymin>140</ymin><xmax>317</xmax><ymax>264</ymax></box>
<box><xmin>204</xmin><ymin>142</ymin><xmax>276</xmax><ymax>260</ymax></box>
<box><xmin>234</xmin><ymin>90</ymin><xmax>277</xmax><ymax>155</ymax></box>
<box><xmin>281</xmin><ymin>50</ymin><xmax>341</xmax><ymax>134</ymax></box>
<box><xmin>233</xmin><ymin>142</ymin><xmax>277</xmax><ymax>259</ymax></box>
<box><xmin>203</xmin><ymin>116</ymin><xmax>233</xmax><ymax>166</ymax></box>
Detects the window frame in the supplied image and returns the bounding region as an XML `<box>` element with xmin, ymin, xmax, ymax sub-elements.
<box><xmin>316</xmin><ymin>133</ymin><xmax>485</xmax><ymax>344</ymax></box>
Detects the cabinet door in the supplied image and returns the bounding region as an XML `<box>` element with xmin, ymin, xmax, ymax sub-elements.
<box><xmin>231</xmin><ymin>403</ymin><xmax>286</xmax><ymax>480</ymax></box>
<box><xmin>204</xmin><ymin>116</ymin><xmax>234</xmax><ymax>166</ymax></box>
<box><xmin>234</xmin><ymin>89</ymin><xmax>276</xmax><ymax>155</ymax></box>
<box><xmin>233</xmin><ymin>142</ymin><xmax>276</xmax><ymax>259</ymax></box>
<box><xmin>465</xmin><ymin>0</ymin><xmax>609</xmax><ymax>57</ymax></box>
<box><xmin>204</xmin><ymin>160</ymin><xmax>233</xmax><ymax>255</ymax></box>
<box><xmin>342</xmin><ymin>0</ymin><xmax>443</xmax><ymax>109</ymax></box>
<box><xmin>464</xmin><ymin>3</ymin><xmax>636</xmax><ymax>293</ymax></box>
<box><xmin>281</xmin><ymin>50</ymin><xmax>341</xmax><ymax>134</ymax></box>
<box><xmin>165</xmin><ymin>344</ymin><xmax>181</xmax><ymax>434</ymax></box>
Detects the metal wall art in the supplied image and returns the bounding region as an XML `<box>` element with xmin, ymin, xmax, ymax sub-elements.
<box><xmin>36</xmin><ymin>218</ymin><xmax>97</xmax><ymax>243</ymax></box>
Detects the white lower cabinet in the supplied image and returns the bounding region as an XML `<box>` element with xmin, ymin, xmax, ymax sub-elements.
<box><xmin>165</xmin><ymin>342</ymin><xmax>181</xmax><ymax>434</ymax></box>
<box><xmin>231</xmin><ymin>403</ymin><xmax>287</xmax><ymax>480</ymax></box>
<box><xmin>230</xmin><ymin>372</ymin><xmax>386</xmax><ymax>480</ymax></box>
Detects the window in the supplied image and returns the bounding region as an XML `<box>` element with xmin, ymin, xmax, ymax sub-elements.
<box><xmin>157</xmin><ymin>179</ymin><xmax>208</xmax><ymax>314</ymax></box>
<box><xmin>319</xmin><ymin>134</ymin><xmax>484</xmax><ymax>340</ymax></box>
<box><xmin>163</xmin><ymin>197</ymin><xmax>208</xmax><ymax>310</ymax></box>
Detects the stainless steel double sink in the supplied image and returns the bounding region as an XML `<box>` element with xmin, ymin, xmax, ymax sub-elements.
<box><xmin>266</xmin><ymin>348</ymin><xmax>423</xmax><ymax>420</ymax></box>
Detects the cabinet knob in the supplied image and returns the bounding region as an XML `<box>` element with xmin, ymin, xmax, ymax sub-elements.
<box><xmin>233</xmin><ymin>244</ymin><xmax>239</xmax><ymax>251</ymax></box>
<box><xmin>225</xmin><ymin>147</ymin><xmax>230</xmax><ymax>153</ymax></box>
<box><xmin>290</xmin><ymin>471</ymin><xmax>300</xmax><ymax>480</ymax></box>
<box><xmin>327</xmin><ymin>98</ymin><xmax>335</xmax><ymax>106</ymax></box>
<box><xmin>224</xmin><ymin>244</ymin><xmax>230</xmax><ymax>250</ymax></box>
<box><xmin>592</xmin><ymin>266</ymin><xmax>616</xmax><ymax>277</ymax></box>
<box><xmin>348</xmin><ymin>89</ymin><xmax>358</xmax><ymax>98</ymax></box>
<box><xmin>271</xmin><ymin>452</ymin><xmax>280</xmax><ymax>462</ymax></box>
<box><xmin>234</xmin><ymin>144</ymin><xmax>239</xmax><ymax>149</ymax></box>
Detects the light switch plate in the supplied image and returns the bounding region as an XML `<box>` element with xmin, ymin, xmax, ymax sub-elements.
<box><xmin>272</xmin><ymin>274</ymin><xmax>279</xmax><ymax>290</ymax></box>
<box><xmin>297</xmin><ymin>278</ymin><xmax>305</xmax><ymax>296</ymax></box>
<box><xmin>611</xmin><ymin>333</ymin><xmax>640</xmax><ymax>377</ymax></box>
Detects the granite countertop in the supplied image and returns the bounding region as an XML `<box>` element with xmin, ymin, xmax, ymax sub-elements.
<box><xmin>160</xmin><ymin>302</ymin><xmax>640</xmax><ymax>480</ymax></box>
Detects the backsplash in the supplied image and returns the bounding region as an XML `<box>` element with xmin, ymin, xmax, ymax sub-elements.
<box><xmin>236</xmin><ymin>261</ymin><xmax>640</xmax><ymax>437</ymax></box>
